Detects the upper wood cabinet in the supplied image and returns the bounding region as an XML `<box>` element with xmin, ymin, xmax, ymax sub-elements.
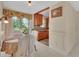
<box><xmin>46</xmin><ymin>17</ymin><xmax>49</xmax><ymax>29</ymax></box>
<box><xmin>34</xmin><ymin>13</ymin><xmax>43</xmax><ymax>26</ymax></box>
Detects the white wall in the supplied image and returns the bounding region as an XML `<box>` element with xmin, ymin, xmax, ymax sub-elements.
<box><xmin>64</xmin><ymin>2</ymin><xmax>77</xmax><ymax>54</ymax></box>
<box><xmin>76</xmin><ymin>12</ymin><xmax>79</xmax><ymax>43</ymax></box>
<box><xmin>49</xmin><ymin>2</ymin><xmax>77</xmax><ymax>55</ymax></box>
<box><xmin>0</xmin><ymin>1</ymin><xmax>3</xmax><ymax>47</ymax></box>
<box><xmin>0</xmin><ymin>2</ymin><xmax>3</xmax><ymax>18</ymax></box>
<box><xmin>28</xmin><ymin>14</ymin><xmax>36</xmax><ymax>56</ymax></box>
<box><xmin>5</xmin><ymin>17</ymin><xmax>13</xmax><ymax>39</ymax></box>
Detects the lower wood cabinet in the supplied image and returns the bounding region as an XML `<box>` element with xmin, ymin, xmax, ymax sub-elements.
<box><xmin>38</xmin><ymin>29</ymin><xmax>49</xmax><ymax>41</ymax></box>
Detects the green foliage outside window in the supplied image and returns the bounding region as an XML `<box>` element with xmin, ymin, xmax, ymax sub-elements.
<box><xmin>13</xmin><ymin>16</ymin><xmax>29</xmax><ymax>34</ymax></box>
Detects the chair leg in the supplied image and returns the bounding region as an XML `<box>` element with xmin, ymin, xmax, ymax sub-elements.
<box><xmin>34</xmin><ymin>45</ymin><xmax>37</xmax><ymax>51</ymax></box>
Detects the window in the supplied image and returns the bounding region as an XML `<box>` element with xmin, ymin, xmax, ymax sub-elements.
<box><xmin>12</xmin><ymin>16</ymin><xmax>29</xmax><ymax>34</ymax></box>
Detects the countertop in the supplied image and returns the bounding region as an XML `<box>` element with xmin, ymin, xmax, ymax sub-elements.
<box><xmin>33</xmin><ymin>26</ymin><xmax>48</xmax><ymax>32</ymax></box>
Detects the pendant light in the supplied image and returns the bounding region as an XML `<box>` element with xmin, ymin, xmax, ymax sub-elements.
<box><xmin>3</xmin><ymin>17</ymin><xmax>9</xmax><ymax>24</ymax></box>
<box><xmin>0</xmin><ymin>16</ymin><xmax>9</xmax><ymax>24</ymax></box>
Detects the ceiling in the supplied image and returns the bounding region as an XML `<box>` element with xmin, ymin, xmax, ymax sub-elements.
<box><xmin>69</xmin><ymin>2</ymin><xmax>79</xmax><ymax>11</ymax></box>
<box><xmin>39</xmin><ymin>9</ymin><xmax>49</xmax><ymax>17</ymax></box>
<box><xmin>2</xmin><ymin>1</ymin><xmax>59</xmax><ymax>14</ymax></box>
<box><xmin>2</xmin><ymin>1</ymin><xmax>79</xmax><ymax>14</ymax></box>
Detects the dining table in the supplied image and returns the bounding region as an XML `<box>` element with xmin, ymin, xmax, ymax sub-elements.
<box><xmin>1</xmin><ymin>39</ymin><xmax>18</xmax><ymax>56</ymax></box>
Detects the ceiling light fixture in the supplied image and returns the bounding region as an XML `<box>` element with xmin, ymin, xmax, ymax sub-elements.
<box><xmin>0</xmin><ymin>16</ymin><xmax>9</xmax><ymax>24</ymax></box>
<box><xmin>4</xmin><ymin>20</ymin><xmax>9</xmax><ymax>24</ymax></box>
<box><xmin>28</xmin><ymin>1</ymin><xmax>32</xmax><ymax>6</ymax></box>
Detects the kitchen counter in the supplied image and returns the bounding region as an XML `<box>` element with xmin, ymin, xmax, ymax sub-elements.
<box><xmin>33</xmin><ymin>26</ymin><xmax>49</xmax><ymax>41</ymax></box>
<box><xmin>34</xmin><ymin>26</ymin><xmax>48</xmax><ymax>32</ymax></box>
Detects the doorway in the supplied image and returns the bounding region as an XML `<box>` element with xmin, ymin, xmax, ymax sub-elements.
<box><xmin>34</xmin><ymin>7</ymin><xmax>49</xmax><ymax>46</ymax></box>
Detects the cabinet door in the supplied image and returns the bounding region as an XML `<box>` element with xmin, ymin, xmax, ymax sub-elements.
<box><xmin>34</xmin><ymin>14</ymin><xmax>43</xmax><ymax>26</ymax></box>
<box><xmin>38</xmin><ymin>30</ymin><xmax>48</xmax><ymax>41</ymax></box>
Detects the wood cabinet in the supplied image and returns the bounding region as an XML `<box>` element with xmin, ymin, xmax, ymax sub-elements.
<box><xmin>46</xmin><ymin>17</ymin><xmax>49</xmax><ymax>29</ymax></box>
<box><xmin>34</xmin><ymin>14</ymin><xmax>43</xmax><ymax>26</ymax></box>
<box><xmin>38</xmin><ymin>29</ymin><xmax>49</xmax><ymax>41</ymax></box>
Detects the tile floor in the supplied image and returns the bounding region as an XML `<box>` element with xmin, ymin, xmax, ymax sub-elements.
<box><xmin>1</xmin><ymin>34</ymin><xmax>79</xmax><ymax>57</ymax></box>
<box><xmin>67</xmin><ymin>42</ymin><xmax>79</xmax><ymax>57</ymax></box>
<box><xmin>39</xmin><ymin>39</ymin><xmax>49</xmax><ymax>46</ymax></box>
<box><xmin>31</xmin><ymin>41</ymin><xmax>79</xmax><ymax>57</ymax></box>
